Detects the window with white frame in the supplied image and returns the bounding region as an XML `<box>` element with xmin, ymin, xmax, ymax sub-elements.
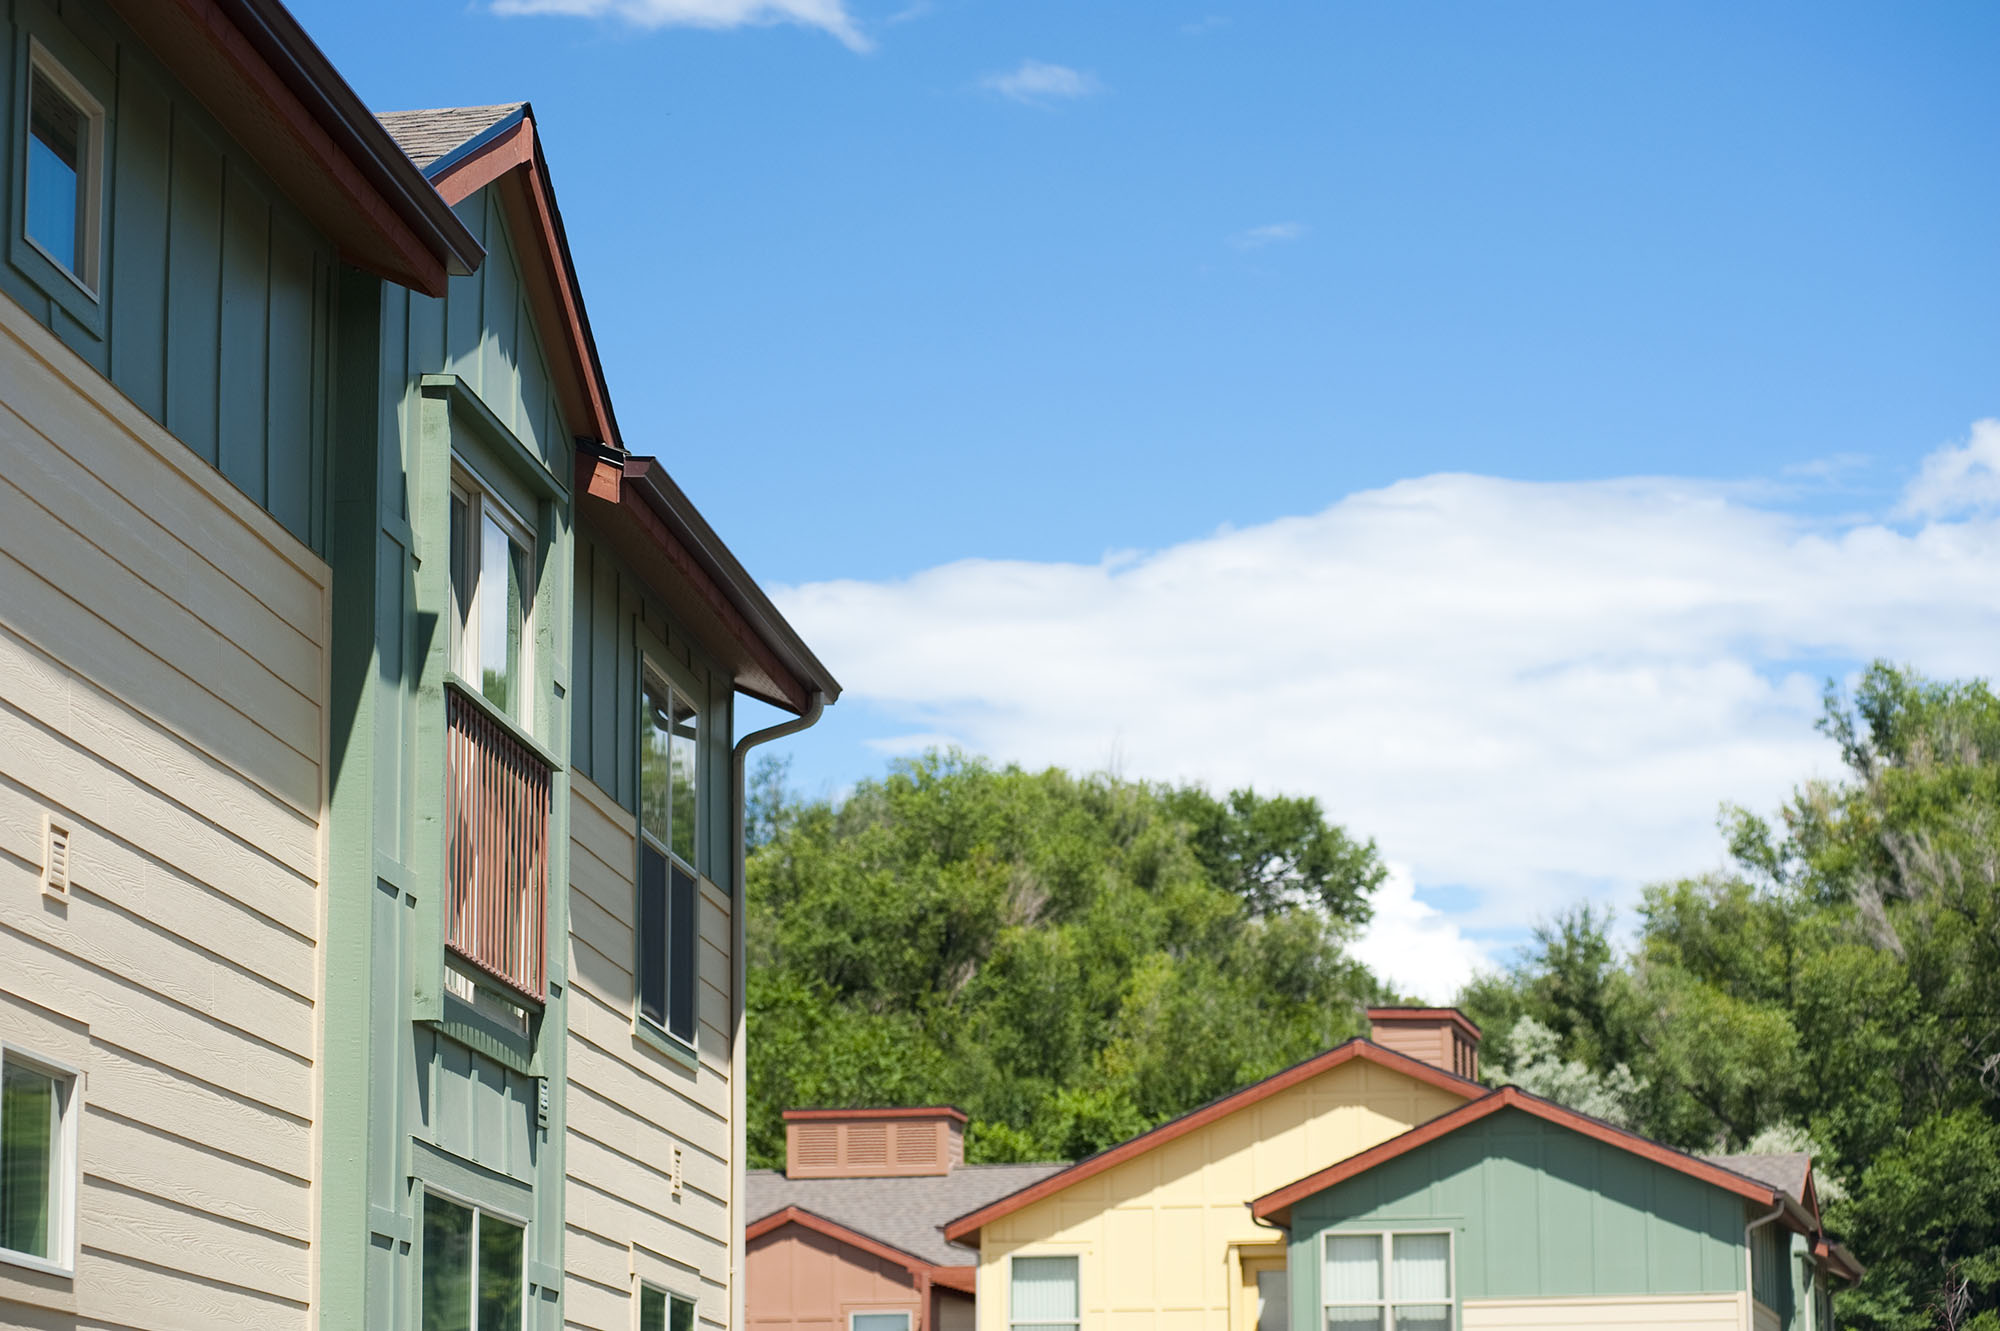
<box><xmin>421</xmin><ymin>1190</ymin><xmax>525</xmax><ymax>1331</ymax></box>
<box><xmin>636</xmin><ymin>660</ymin><xmax>701</xmax><ymax>1046</ymax></box>
<box><xmin>640</xmin><ymin>1283</ymin><xmax>695</xmax><ymax>1331</ymax></box>
<box><xmin>1011</xmin><ymin>1254</ymin><xmax>1080</xmax><ymax>1331</ymax></box>
<box><xmin>449</xmin><ymin>477</ymin><xmax>536</xmax><ymax>724</ymax></box>
<box><xmin>23</xmin><ymin>42</ymin><xmax>102</xmax><ymax>294</ymax></box>
<box><xmin>0</xmin><ymin>1047</ymin><xmax>78</xmax><ymax>1274</ymax></box>
<box><xmin>1322</xmin><ymin>1232</ymin><xmax>1452</xmax><ymax>1331</ymax></box>
<box><xmin>852</xmin><ymin>1313</ymin><xmax>913</xmax><ymax>1331</ymax></box>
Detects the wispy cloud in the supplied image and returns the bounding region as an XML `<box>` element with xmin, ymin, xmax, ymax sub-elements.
<box><xmin>1180</xmin><ymin>15</ymin><xmax>1229</xmax><ymax>36</ymax></box>
<box><xmin>1230</xmin><ymin>221</ymin><xmax>1308</xmax><ymax>249</ymax></box>
<box><xmin>981</xmin><ymin>59</ymin><xmax>1100</xmax><ymax>106</ymax></box>
<box><xmin>775</xmin><ymin>426</ymin><xmax>2000</xmax><ymax>1000</ymax></box>
<box><xmin>1897</xmin><ymin>417</ymin><xmax>2000</xmax><ymax>518</ymax></box>
<box><xmin>489</xmin><ymin>0</ymin><xmax>871</xmax><ymax>52</ymax></box>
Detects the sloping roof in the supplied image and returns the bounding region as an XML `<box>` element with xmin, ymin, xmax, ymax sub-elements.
<box><xmin>943</xmin><ymin>1040</ymin><xmax>1485</xmax><ymax>1244</ymax></box>
<box><xmin>1251</xmin><ymin>1085</ymin><xmax>1805</xmax><ymax>1229</ymax></box>
<box><xmin>378</xmin><ymin>103</ymin><xmax>527</xmax><ymax>172</ymax></box>
<box><xmin>748</xmin><ymin>1163</ymin><xmax>1064</xmax><ymax>1267</ymax></box>
<box><xmin>1701</xmin><ymin>1151</ymin><xmax>1813</xmax><ymax>1204</ymax></box>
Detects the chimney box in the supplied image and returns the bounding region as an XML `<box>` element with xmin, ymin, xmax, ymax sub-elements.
<box><xmin>783</xmin><ymin>1106</ymin><xmax>967</xmax><ymax>1179</ymax></box>
<box><xmin>1366</xmin><ymin>1007</ymin><xmax>1481</xmax><ymax>1080</ymax></box>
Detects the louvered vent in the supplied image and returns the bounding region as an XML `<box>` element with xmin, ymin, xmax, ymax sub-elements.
<box><xmin>42</xmin><ymin>818</ymin><xmax>70</xmax><ymax>895</ymax></box>
<box><xmin>847</xmin><ymin>1122</ymin><xmax>888</xmax><ymax>1166</ymax></box>
<box><xmin>895</xmin><ymin>1122</ymin><xmax>937</xmax><ymax>1167</ymax></box>
<box><xmin>669</xmin><ymin>1144</ymin><xmax>684</xmax><ymax>1201</ymax></box>
<box><xmin>795</xmin><ymin>1124</ymin><xmax>838</xmax><ymax>1168</ymax></box>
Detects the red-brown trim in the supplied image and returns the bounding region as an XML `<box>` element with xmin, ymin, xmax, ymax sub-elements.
<box><xmin>748</xmin><ymin>1205</ymin><xmax>974</xmax><ymax>1296</ymax></box>
<box><xmin>429</xmin><ymin>113</ymin><xmax>620</xmax><ymax>449</ymax></box>
<box><xmin>785</xmin><ymin>1106</ymin><xmax>969</xmax><ymax>1124</ymax></box>
<box><xmin>1250</xmin><ymin>1085</ymin><xmax>1785</xmax><ymax>1227</ymax></box>
<box><xmin>942</xmin><ymin>1040</ymin><xmax>1483</xmax><ymax>1244</ymax></box>
<box><xmin>1365</xmin><ymin>1007</ymin><xmax>1483</xmax><ymax>1041</ymax></box>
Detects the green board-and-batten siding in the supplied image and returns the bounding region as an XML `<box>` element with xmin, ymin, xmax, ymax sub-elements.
<box><xmin>1287</xmin><ymin>1107</ymin><xmax>1750</xmax><ymax>1320</ymax></box>
<box><xmin>0</xmin><ymin>0</ymin><xmax>334</xmax><ymax>552</ymax></box>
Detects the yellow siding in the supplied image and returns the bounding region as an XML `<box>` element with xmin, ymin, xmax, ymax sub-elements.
<box><xmin>975</xmin><ymin>1059</ymin><xmax>1467</xmax><ymax>1331</ymax></box>
<box><xmin>0</xmin><ymin>292</ymin><xmax>326</xmax><ymax>1328</ymax></box>
<box><xmin>565</xmin><ymin>774</ymin><xmax>736</xmax><ymax>1331</ymax></box>
<box><xmin>1464</xmin><ymin>1294</ymin><xmax>1748</xmax><ymax>1329</ymax></box>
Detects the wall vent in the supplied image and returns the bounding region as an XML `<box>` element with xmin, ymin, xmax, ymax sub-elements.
<box><xmin>670</xmin><ymin>1144</ymin><xmax>684</xmax><ymax>1201</ymax></box>
<box><xmin>42</xmin><ymin>817</ymin><xmax>70</xmax><ymax>895</ymax></box>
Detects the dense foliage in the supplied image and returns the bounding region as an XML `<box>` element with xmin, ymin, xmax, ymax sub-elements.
<box><xmin>1459</xmin><ymin>665</ymin><xmax>2000</xmax><ymax>1330</ymax></box>
<box><xmin>744</xmin><ymin>752</ymin><xmax>1391</xmax><ymax>1166</ymax></box>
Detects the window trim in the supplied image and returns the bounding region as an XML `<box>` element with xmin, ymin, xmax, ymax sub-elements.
<box><xmin>1320</xmin><ymin>1229</ymin><xmax>1455</xmax><ymax>1331</ymax></box>
<box><xmin>1008</xmin><ymin>1251</ymin><xmax>1082</xmax><ymax>1331</ymax></box>
<box><xmin>639</xmin><ymin>1280</ymin><xmax>698</xmax><ymax>1331</ymax></box>
<box><xmin>419</xmin><ymin>1183</ymin><xmax>530</xmax><ymax>1331</ymax></box>
<box><xmin>450</xmin><ymin>465</ymin><xmax>538</xmax><ymax>733</ymax></box>
<box><xmin>20</xmin><ymin>36</ymin><xmax>104</xmax><ymax>301</ymax></box>
<box><xmin>849</xmin><ymin>1310</ymin><xmax>915</xmax><ymax>1331</ymax></box>
<box><xmin>0</xmin><ymin>1042</ymin><xmax>81</xmax><ymax>1279</ymax></box>
<box><xmin>634</xmin><ymin>647</ymin><xmax>705</xmax><ymax>1056</ymax></box>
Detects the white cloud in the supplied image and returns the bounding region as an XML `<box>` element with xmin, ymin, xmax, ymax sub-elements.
<box><xmin>1898</xmin><ymin>417</ymin><xmax>2000</xmax><ymax>518</ymax></box>
<box><xmin>1352</xmin><ymin>864</ymin><xmax>1494</xmax><ymax>1002</ymax></box>
<box><xmin>1180</xmin><ymin>15</ymin><xmax>1230</xmax><ymax>36</ymax></box>
<box><xmin>490</xmin><ymin>0</ymin><xmax>871</xmax><ymax>51</ymax></box>
<box><xmin>981</xmin><ymin>59</ymin><xmax>1100</xmax><ymax>106</ymax></box>
<box><xmin>1231</xmin><ymin>221</ymin><xmax>1308</xmax><ymax>249</ymax></box>
<box><xmin>777</xmin><ymin>431</ymin><xmax>2000</xmax><ymax>1000</ymax></box>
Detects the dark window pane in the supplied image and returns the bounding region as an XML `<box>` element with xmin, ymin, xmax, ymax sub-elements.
<box><xmin>668</xmin><ymin>863</ymin><xmax>697</xmax><ymax>1044</ymax></box>
<box><xmin>26</xmin><ymin>70</ymin><xmax>83</xmax><ymax>277</ymax></box>
<box><xmin>638</xmin><ymin>842</ymin><xmax>668</xmax><ymax>1029</ymax></box>
<box><xmin>0</xmin><ymin>1062</ymin><xmax>56</xmax><ymax>1258</ymax></box>
<box><xmin>478</xmin><ymin>1213</ymin><xmax>524</xmax><ymax>1331</ymax></box>
<box><xmin>640</xmin><ymin>1287</ymin><xmax>667</xmax><ymax>1331</ymax></box>
<box><xmin>422</xmin><ymin>1194</ymin><xmax>473</xmax><ymax>1331</ymax></box>
<box><xmin>668</xmin><ymin>691</ymin><xmax>698</xmax><ymax>865</ymax></box>
<box><xmin>671</xmin><ymin>1293</ymin><xmax>695</xmax><ymax>1331</ymax></box>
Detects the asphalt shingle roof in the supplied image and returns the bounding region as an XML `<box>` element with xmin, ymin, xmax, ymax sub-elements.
<box><xmin>376</xmin><ymin>104</ymin><xmax>526</xmax><ymax>172</ymax></box>
<box><xmin>1700</xmin><ymin>1151</ymin><xmax>1814</xmax><ymax>1203</ymax></box>
<box><xmin>748</xmin><ymin>1163</ymin><xmax>1066</xmax><ymax>1267</ymax></box>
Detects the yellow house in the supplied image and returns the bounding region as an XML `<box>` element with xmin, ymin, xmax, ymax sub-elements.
<box><xmin>943</xmin><ymin>1010</ymin><xmax>1485</xmax><ymax>1331</ymax></box>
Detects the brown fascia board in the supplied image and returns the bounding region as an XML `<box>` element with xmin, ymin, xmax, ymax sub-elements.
<box><xmin>1365</xmin><ymin>1006</ymin><xmax>1483</xmax><ymax>1041</ymax></box>
<box><xmin>746</xmin><ymin>1206</ymin><xmax>934</xmax><ymax>1280</ymax></box>
<box><xmin>576</xmin><ymin>452</ymin><xmax>840</xmax><ymax>714</ymax></box>
<box><xmin>785</xmin><ymin>1106</ymin><xmax>969</xmax><ymax>1123</ymax></box>
<box><xmin>942</xmin><ymin>1040</ymin><xmax>1485</xmax><ymax>1244</ymax></box>
<box><xmin>1249</xmin><ymin>1085</ymin><xmax>1797</xmax><ymax>1230</ymax></box>
<box><xmin>106</xmin><ymin>0</ymin><xmax>481</xmax><ymax>296</ymax></box>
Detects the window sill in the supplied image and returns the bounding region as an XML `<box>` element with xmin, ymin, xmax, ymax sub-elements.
<box><xmin>444</xmin><ymin>673</ymin><xmax>565</xmax><ymax>773</ymax></box>
<box><xmin>0</xmin><ymin>1245</ymin><xmax>73</xmax><ymax>1280</ymax></box>
<box><xmin>633</xmin><ymin>1015</ymin><xmax>699</xmax><ymax>1071</ymax></box>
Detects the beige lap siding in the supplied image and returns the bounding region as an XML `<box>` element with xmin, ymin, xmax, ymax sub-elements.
<box><xmin>1462</xmin><ymin>1293</ymin><xmax>1749</xmax><ymax>1329</ymax></box>
<box><xmin>0</xmin><ymin>297</ymin><xmax>326</xmax><ymax>1328</ymax></box>
<box><xmin>566</xmin><ymin>775</ymin><xmax>735</xmax><ymax>1331</ymax></box>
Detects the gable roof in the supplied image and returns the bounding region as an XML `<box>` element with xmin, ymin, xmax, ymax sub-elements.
<box><xmin>1251</xmin><ymin>1085</ymin><xmax>1811</xmax><ymax>1229</ymax></box>
<box><xmin>378</xmin><ymin>104</ymin><xmax>526</xmax><ymax>171</ymax></box>
<box><xmin>942</xmin><ymin>1039</ymin><xmax>1485</xmax><ymax>1244</ymax></box>
<box><xmin>104</xmin><ymin>0</ymin><xmax>481</xmax><ymax>295</ymax></box>
<box><xmin>749</xmin><ymin>1162</ymin><xmax>1063</xmax><ymax>1268</ymax></box>
<box><xmin>1701</xmin><ymin>1151</ymin><xmax>1813</xmax><ymax>1205</ymax></box>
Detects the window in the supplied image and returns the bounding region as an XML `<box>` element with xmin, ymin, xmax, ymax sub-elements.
<box><xmin>450</xmin><ymin>478</ymin><xmax>535</xmax><ymax>724</ymax></box>
<box><xmin>640</xmin><ymin>1285</ymin><xmax>695</xmax><ymax>1331</ymax></box>
<box><xmin>852</xmin><ymin>1315</ymin><xmax>913</xmax><ymax>1331</ymax></box>
<box><xmin>22</xmin><ymin>43</ymin><xmax>101</xmax><ymax>293</ymax></box>
<box><xmin>0</xmin><ymin>1047</ymin><xmax>77</xmax><ymax>1274</ymax></box>
<box><xmin>636</xmin><ymin>664</ymin><xmax>701</xmax><ymax>1046</ymax></box>
<box><xmin>1011</xmin><ymin>1255</ymin><xmax>1079</xmax><ymax>1331</ymax></box>
<box><xmin>421</xmin><ymin>1191</ymin><xmax>524</xmax><ymax>1331</ymax></box>
<box><xmin>1323</xmin><ymin>1233</ymin><xmax>1451</xmax><ymax>1331</ymax></box>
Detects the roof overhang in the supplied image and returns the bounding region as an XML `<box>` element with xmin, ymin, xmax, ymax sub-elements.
<box><xmin>746</xmin><ymin>1206</ymin><xmax>973</xmax><ymax>1290</ymax></box>
<box><xmin>576</xmin><ymin>449</ymin><xmax>841</xmax><ymax>714</ymax></box>
<box><xmin>943</xmin><ymin>1040</ymin><xmax>1484</xmax><ymax>1245</ymax></box>
<box><xmin>105</xmin><ymin>0</ymin><xmax>481</xmax><ymax>296</ymax></box>
<box><xmin>1250</xmin><ymin>1086</ymin><xmax>1804</xmax><ymax>1230</ymax></box>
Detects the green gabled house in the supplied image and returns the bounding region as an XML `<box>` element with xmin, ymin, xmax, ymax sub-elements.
<box><xmin>1251</xmin><ymin>1085</ymin><xmax>1860</xmax><ymax>1331</ymax></box>
<box><xmin>0</xmin><ymin>4</ymin><xmax>836</xmax><ymax>1329</ymax></box>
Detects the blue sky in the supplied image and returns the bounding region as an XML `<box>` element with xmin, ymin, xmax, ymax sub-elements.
<box><xmin>300</xmin><ymin>0</ymin><xmax>2000</xmax><ymax>996</ymax></box>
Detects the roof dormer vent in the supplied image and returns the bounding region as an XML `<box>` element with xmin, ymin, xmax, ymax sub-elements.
<box><xmin>782</xmin><ymin>1106</ymin><xmax>968</xmax><ymax>1179</ymax></box>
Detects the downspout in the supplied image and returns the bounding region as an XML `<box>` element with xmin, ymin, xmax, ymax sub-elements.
<box><xmin>1744</xmin><ymin>1200</ymin><xmax>1785</xmax><ymax>1331</ymax></box>
<box><xmin>730</xmin><ymin>692</ymin><xmax>827</xmax><ymax>1331</ymax></box>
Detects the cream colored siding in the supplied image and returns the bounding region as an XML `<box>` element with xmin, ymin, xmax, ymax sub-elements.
<box><xmin>976</xmin><ymin>1060</ymin><xmax>1467</xmax><ymax>1331</ymax></box>
<box><xmin>565</xmin><ymin>774</ymin><xmax>736</xmax><ymax>1331</ymax></box>
<box><xmin>1463</xmin><ymin>1293</ymin><xmax>1749</xmax><ymax>1328</ymax></box>
<box><xmin>0</xmin><ymin>294</ymin><xmax>326</xmax><ymax>1327</ymax></box>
